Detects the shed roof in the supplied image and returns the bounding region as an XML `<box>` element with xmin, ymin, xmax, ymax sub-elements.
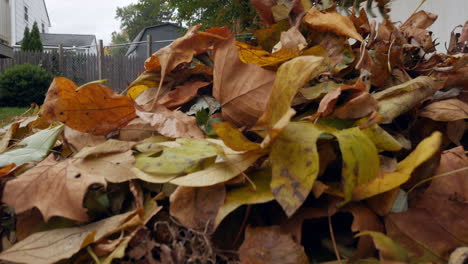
<box><xmin>17</xmin><ymin>33</ymin><xmax>97</xmax><ymax>48</ymax></box>
<box><xmin>125</xmin><ymin>23</ymin><xmax>182</xmax><ymax>56</ymax></box>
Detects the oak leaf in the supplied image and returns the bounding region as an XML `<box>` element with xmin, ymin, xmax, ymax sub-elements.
<box><xmin>41</xmin><ymin>77</ymin><xmax>136</xmax><ymax>135</ymax></box>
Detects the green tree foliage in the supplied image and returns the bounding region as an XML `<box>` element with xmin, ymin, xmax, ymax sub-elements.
<box><xmin>167</xmin><ymin>0</ymin><xmax>259</xmax><ymax>32</ymax></box>
<box><xmin>116</xmin><ymin>0</ymin><xmax>173</xmax><ymax>40</ymax></box>
<box><xmin>28</xmin><ymin>22</ymin><xmax>43</xmax><ymax>52</ymax></box>
<box><xmin>20</xmin><ymin>27</ymin><xmax>31</xmax><ymax>51</ymax></box>
<box><xmin>109</xmin><ymin>31</ymin><xmax>130</xmax><ymax>56</ymax></box>
<box><xmin>0</xmin><ymin>64</ymin><xmax>53</xmax><ymax>107</ymax></box>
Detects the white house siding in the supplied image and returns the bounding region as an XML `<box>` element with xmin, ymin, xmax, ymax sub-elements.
<box><xmin>0</xmin><ymin>0</ymin><xmax>11</xmax><ymax>44</ymax></box>
<box><xmin>388</xmin><ymin>0</ymin><xmax>468</xmax><ymax>52</ymax></box>
<box><xmin>13</xmin><ymin>0</ymin><xmax>50</xmax><ymax>44</ymax></box>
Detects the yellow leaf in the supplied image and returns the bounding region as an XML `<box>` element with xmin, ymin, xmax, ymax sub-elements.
<box><xmin>304</xmin><ymin>7</ymin><xmax>363</xmax><ymax>41</ymax></box>
<box><xmin>212</xmin><ymin>122</ymin><xmax>260</xmax><ymax>152</ymax></box>
<box><xmin>256</xmin><ymin>55</ymin><xmax>326</xmax><ymax>129</ymax></box>
<box><xmin>332</xmin><ymin>127</ymin><xmax>380</xmax><ymax>205</ymax></box>
<box><xmin>270</xmin><ymin>122</ymin><xmax>323</xmax><ymax>216</ymax></box>
<box><xmin>127</xmin><ymin>84</ymin><xmax>149</xmax><ymax>100</ymax></box>
<box><xmin>358</xmin><ymin>120</ymin><xmax>403</xmax><ymax>152</ymax></box>
<box><xmin>215</xmin><ymin>169</ymin><xmax>274</xmax><ymax>227</ymax></box>
<box><xmin>135</xmin><ymin>138</ymin><xmax>222</xmax><ymax>175</ymax></box>
<box><xmin>353</xmin><ymin>132</ymin><xmax>442</xmax><ymax>200</ymax></box>
<box><xmin>170</xmin><ymin>151</ymin><xmax>264</xmax><ymax>187</ymax></box>
<box><xmin>236</xmin><ymin>42</ymin><xmax>300</xmax><ymax>68</ymax></box>
<box><xmin>356</xmin><ymin>231</ymin><xmax>409</xmax><ymax>262</ymax></box>
<box><xmin>373</xmin><ymin>76</ymin><xmax>438</xmax><ymax>124</ymax></box>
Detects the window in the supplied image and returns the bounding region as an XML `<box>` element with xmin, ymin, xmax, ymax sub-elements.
<box><xmin>41</xmin><ymin>23</ymin><xmax>45</xmax><ymax>33</ymax></box>
<box><xmin>24</xmin><ymin>6</ymin><xmax>28</xmax><ymax>22</ymax></box>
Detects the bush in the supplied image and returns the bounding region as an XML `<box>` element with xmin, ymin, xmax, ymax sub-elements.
<box><xmin>0</xmin><ymin>64</ymin><xmax>53</xmax><ymax>107</ymax></box>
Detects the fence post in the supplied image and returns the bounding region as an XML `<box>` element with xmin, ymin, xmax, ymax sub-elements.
<box><xmin>58</xmin><ymin>44</ymin><xmax>64</xmax><ymax>74</ymax></box>
<box><xmin>146</xmin><ymin>34</ymin><xmax>153</xmax><ymax>58</ymax></box>
<box><xmin>98</xmin><ymin>39</ymin><xmax>104</xmax><ymax>79</ymax></box>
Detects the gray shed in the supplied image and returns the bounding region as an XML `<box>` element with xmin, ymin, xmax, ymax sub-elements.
<box><xmin>126</xmin><ymin>23</ymin><xmax>183</xmax><ymax>58</ymax></box>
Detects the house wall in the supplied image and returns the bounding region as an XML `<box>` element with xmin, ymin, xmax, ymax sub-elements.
<box><xmin>133</xmin><ymin>25</ymin><xmax>182</xmax><ymax>58</ymax></box>
<box><xmin>13</xmin><ymin>0</ymin><xmax>50</xmax><ymax>44</ymax></box>
<box><xmin>0</xmin><ymin>0</ymin><xmax>11</xmax><ymax>44</ymax></box>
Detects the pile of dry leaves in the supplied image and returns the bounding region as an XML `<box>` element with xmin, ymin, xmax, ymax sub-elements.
<box><xmin>0</xmin><ymin>1</ymin><xmax>467</xmax><ymax>263</ymax></box>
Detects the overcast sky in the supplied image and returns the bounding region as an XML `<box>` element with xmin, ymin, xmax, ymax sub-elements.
<box><xmin>45</xmin><ymin>0</ymin><xmax>137</xmax><ymax>45</ymax></box>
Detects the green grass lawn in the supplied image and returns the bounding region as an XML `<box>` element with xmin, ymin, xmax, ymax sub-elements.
<box><xmin>0</xmin><ymin>107</ymin><xmax>29</xmax><ymax>126</ymax></box>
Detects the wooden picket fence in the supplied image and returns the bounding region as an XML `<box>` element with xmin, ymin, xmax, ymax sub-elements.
<box><xmin>0</xmin><ymin>50</ymin><xmax>147</xmax><ymax>92</ymax></box>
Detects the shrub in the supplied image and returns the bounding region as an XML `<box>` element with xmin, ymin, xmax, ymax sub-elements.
<box><xmin>0</xmin><ymin>64</ymin><xmax>53</xmax><ymax>107</ymax></box>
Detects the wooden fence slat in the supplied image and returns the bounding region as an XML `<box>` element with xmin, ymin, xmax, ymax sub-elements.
<box><xmin>0</xmin><ymin>50</ymin><xmax>145</xmax><ymax>91</ymax></box>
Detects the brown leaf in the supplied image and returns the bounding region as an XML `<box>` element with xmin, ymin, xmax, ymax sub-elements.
<box><xmin>250</xmin><ymin>0</ymin><xmax>276</xmax><ymax>26</ymax></box>
<box><xmin>446</xmin><ymin>120</ymin><xmax>466</xmax><ymax>146</ymax></box>
<box><xmin>41</xmin><ymin>77</ymin><xmax>136</xmax><ymax>135</ymax></box>
<box><xmin>158</xmin><ymin>81</ymin><xmax>210</xmax><ymax>109</ymax></box>
<box><xmin>386</xmin><ymin>208</ymin><xmax>464</xmax><ymax>262</ymax></box>
<box><xmin>401</xmin><ymin>10</ymin><xmax>438</xmax><ymax>31</ymax></box>
<box><xmin>3</xmin><ymin>148</ymin><xmax>137</xmax><ymax>222</ymax></box>
<box><xmin>239</xmin><ymin>226</ymin><xmax>309</xmax><ymax>264</ymax></box>
<box><xmin>117</xmin><ymin>118</ymin><xmax>161</xmax><ymax>142</ymax></box>
<box><xmin>169</xmin><ymin>185</ymin><xmax>225</xmax><ymax>233</ymax></box>
<box><xmin>63</xmin><ymin>127</ymin><xmax>107</xmax><ymax>152</ymax></box>
<box><xmin>136</xmin><ymin>104</ymin><xmax>204</xmax><ymax>139</ymax></box>
<box><xmin>420</xmin><ymin>99</ymin><xmax>468</xmax><ymax>121</ymax></box>
<box><xmin>425</xmin><ymin>146</ymin><xmax>468</xmax><ymax>202</ymax></box>
<box><xmin>213</xmin><ymin>35</ymin><xmax>276</xmax><ymax>127</ymax></box>
<box><xmin>144</xmin><ymin>26</ymin><xmax>229</xmax><ymax>82</ymax></box>
<box><xmin>312</xmin><ymin>81</ymin><xmax>377</xmax><ymax>119</ymax></box>
<box><xmin>0</xmin><ymin>211</ymin><xmax>137</xmax><ymax>264</ymax></box>
<box><xmin>304</xmin><ymin>7</ymin><xmax>363</xmax><ymax>41</ymax></box>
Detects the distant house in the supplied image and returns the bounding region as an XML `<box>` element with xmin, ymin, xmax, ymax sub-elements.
<box><xmin>126</xmin><ymin>23</ymin><xmax>183</xmax><ymax>58</ymax></box>
<box><xmin>38</xmin><ymin>33</ymin><xmax>98</xmax><ymax>54</ymax></box>
<box><xmin>0</xmin><ymin>0</ymin><xmax>51</xmax><ymax>48</ymax></box>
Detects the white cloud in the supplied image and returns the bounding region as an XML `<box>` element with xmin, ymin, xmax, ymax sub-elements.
<box><xmin>44</xmin><ymin>0</ymin><xmax>137</xmax><ymax>45</ymax></box>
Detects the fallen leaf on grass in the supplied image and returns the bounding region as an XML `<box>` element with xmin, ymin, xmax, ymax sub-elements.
<box><xmin>0</xmin><ymin>125</ymin><xmax>63</xmax><ymax>168</ymax></box>
<box><xmin>269</xmin><ymin>122</ymin><xmax>322</xmax><ymax>217</ymax></box>
<box><xmin>41</xmin><ymin>77</ymin><xmax>136</xmax><ymax>135</ymax></box>
<box><xmin>304</xmin><ymin>7</ymin><xmax>363</xmax><ymax>41</ymax></box>
<box><xmin>170</xmin><ymin>184</ymin><xmax>225</xmax><ymax>233</ymax></box>
<box><xmin>373</xmin><ymin>76</ymin><xmax>438</xmax><ymax>124</ymax></box>
<box><xmin>213</xmin><ymin>35</ymin><xmax>276</xmax><ymax>127</ymax></box>
<box><xmin>239</xmin><ymin>226</ymin><xmax>309</xmax><ymax>264</ymax></box>
<box><xmin>215</xmin><ymin>169</ymin><xmax>273</xmax><ymax>227</ymax></box>
<box><xmin>419</xmin><ymin>99</ymin><xmax>468</xmax><ymax>121</ymax></box>
<box><xmin>136</xmin><ymin>104</ymin><xmax>204</xmax><ymax>139</ymax></box>
<box><xmin>0</xmin><ymin>211</ymin><xmax>137</xmax><ymax>264</ymax></box>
